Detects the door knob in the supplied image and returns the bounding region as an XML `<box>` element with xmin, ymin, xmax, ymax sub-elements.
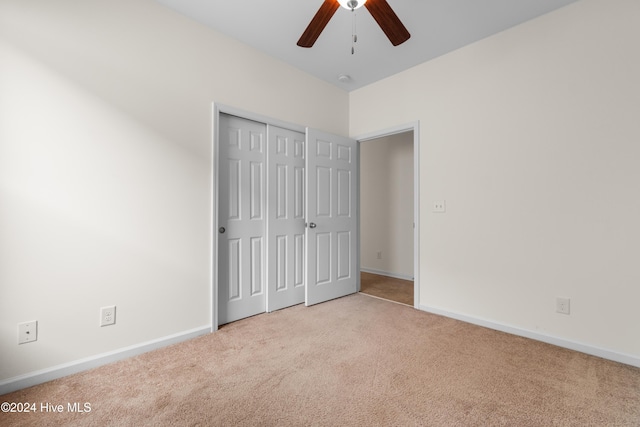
<box><xmin>309</xmin><ymin>222</ymin><xmax>317</xmax><ymax>229</ymax></box>
<box><xmin>219</xmin><ymin>227</ymin><xmax>226</xmax><ymax>234</ymax></box>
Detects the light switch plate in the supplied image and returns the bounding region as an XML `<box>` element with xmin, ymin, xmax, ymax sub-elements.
<box><xmin>556</xmin><ymin>297</ymin><xmax>570</xmax><ymax>315</ymax></box>
<box><xmin>433</xmin><ymin>200</ymin><xmax>446</xmax><ymax>213</ymax></box>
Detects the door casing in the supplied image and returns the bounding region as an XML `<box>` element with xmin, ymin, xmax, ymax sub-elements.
<box><xmin>355</xmin><ymin>122</ymin><xmax>421</xmax><ymax>308</ymax></box>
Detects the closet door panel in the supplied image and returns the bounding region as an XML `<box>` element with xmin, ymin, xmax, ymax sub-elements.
<box><xmin>218</xmin><ymin>114</ymin><xmax>267</xmax><ymax>324</ymax></box>
<box><xmin>267</xmin><ymin>126</ymin><xmax>306</xmax><ymax>312</ymax></box>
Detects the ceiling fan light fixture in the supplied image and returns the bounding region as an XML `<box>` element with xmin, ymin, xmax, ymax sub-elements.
<box><xmin>338</xmin><ymin>0</ymin><xmax>366</xmax><ymax>11</ymax></box>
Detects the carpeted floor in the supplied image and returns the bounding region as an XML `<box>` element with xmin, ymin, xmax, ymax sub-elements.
<box><xmin>360</xmin><ymin>271</ymin><xmax>414</xmax><ymax>306</ymax></box>
<box><xmin>2</xmin><ymin>293</ymin><xmax>639</xmax><ymax>426</ymax></box>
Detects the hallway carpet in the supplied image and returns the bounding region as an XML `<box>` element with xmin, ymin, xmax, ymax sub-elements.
<box><xmin>2</xmin><ymin>293</ymin><xmax>639</xmax><ymax>426</ymax></box>
<box><xmin>360</xmin><ymin>271</ymin><xmax>413</xmax><ymax>306</ymax></box>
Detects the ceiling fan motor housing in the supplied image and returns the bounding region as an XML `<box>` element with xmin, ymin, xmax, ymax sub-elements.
<box><xmin>347</xmin><ymin>0</ymin><xmax>359</xmax><ymax>9</ymax></box>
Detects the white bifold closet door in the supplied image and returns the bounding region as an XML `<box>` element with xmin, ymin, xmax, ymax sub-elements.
<box><xmin>218</xmin><ymin>113</ymin><xmax>357</xmax><ymax>325</ymax></box>
<box><xmin>305</xmin><ymin>128</ymin><xmax>358</xmax><ymax>306</ymax></box>
<box><xmin>218</xmin><ymin>114</ymin><xmax>267</xmax><ymax>324</ymax></box>
<box><xmin>267</xmin><ymin>126</ymin><xmax>307</xmax><ymax>312</ymax></box>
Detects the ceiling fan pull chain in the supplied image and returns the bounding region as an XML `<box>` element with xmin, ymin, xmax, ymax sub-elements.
<box><xmin>351</xmin><ymin>9</ymin><xmax>357</xmax><ymax>54</ymax></box>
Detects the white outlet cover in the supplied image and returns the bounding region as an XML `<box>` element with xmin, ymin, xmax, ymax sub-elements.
<box><xmin>100</xmin><ymin>306</ymin><xmax>117</xmax><ymax>327</ymax></box>
<box><xmin>18</xmin><ymin>321</ymin><xmax>38</xmax><ymax>344</ymax></box>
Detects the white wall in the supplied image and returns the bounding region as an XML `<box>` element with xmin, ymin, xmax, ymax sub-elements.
<box><xmin>350</xmin><ymin>0</ymin><xmax>640</xmax><ymax>362</ymax></box>
<box><xmin>0</xmin><ymin>0</ymin><xmax>348</xmax><ymax>385</ymax></box>
<box><xmin>3</xmin><ymin>0</ymin><xmax>639</xmax><ymax>391</ymax></box>
<box><xmin>360</xmin><ymin>133</ymin><xmax>413</xmax><ymax>279</ymax></box>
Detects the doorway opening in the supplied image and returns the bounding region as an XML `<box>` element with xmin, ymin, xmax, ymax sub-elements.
<box><xmin>357</xmin><ymin>124</ymin><xmax>419</xmax><ymax>308</ymax></box>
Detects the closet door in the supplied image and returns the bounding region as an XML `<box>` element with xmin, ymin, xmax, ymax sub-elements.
<box><xmin>267</xmin><ymin>126</ymin><xmax>306</xmax><ymax>312</ymax></box>
<box><xmin>305</xmin><ymin>128</ymin><xmax>358</xmax><ymax>306</ymax></box>
<box><xmin>218</xmin><ymin>114</ymin><xmax>267</xmax><ymax>324</ymax></box>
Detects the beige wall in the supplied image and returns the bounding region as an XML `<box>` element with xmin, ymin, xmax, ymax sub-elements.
<box><xmin>350</xmin><ymin>0</ymin><xmax>640</xmax><ymax>361</ymax></box>
<box><xmin>2</xmin><ymin>0</ymin><xmax>639</xmax><ymax>388</ymax></box>
<box><xmin>360</xmin><ymin>133</ymin><xmax>414</xmax><ymax>279</ymax></box>
<box><xmin>0</xmin><ymin>0</ymin><xmax>348</xmax><ymax>383</ymax></box>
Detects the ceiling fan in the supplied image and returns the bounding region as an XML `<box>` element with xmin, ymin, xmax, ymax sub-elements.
<box><xmin>297</xmin><ymin>0</ymin><xmax>410</xmax><ymax>48</ymax></box>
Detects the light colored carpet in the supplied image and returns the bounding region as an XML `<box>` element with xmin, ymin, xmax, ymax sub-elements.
<box><xmin>2</xmin><ymin>293</ymin><xmax>639</xmax><ymax>426</ymax></box>
<box><xmin>360</xmin><ymin>271</ymin><xmax>413</xmax><ymax>306</ymax></box>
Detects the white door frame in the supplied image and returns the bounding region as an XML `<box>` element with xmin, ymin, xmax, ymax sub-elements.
<box><xmin>354</xmin><ymin>122</ymin><xmax>420</xmax><ymax>309</ymax></box>
<box><xmin>211</xmin><ymin>103</ymin><xmax>307</xmax><ymax>331</ymax></box>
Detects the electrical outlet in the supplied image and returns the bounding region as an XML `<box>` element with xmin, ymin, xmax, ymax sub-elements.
<box><xmin>18</xmin><ymin>321</ymin><xmax>38</xmax><ymax>344</ymax></box>
<box><xmin>377</xmin><ymin>251</ymin><xmax>382</xmax><ymax>260</ymax></box>
<box><xmin>433</xmin><ymin>200</ymin><xmax>446</xmax><ymax>213</ymax></box>
<box><xmin>100</xmin><ymin>306</ymin><xmax>116</xmax><ymax>327</ymax></box>
<box><xmin>556</xmin><ymin>297</ymin><xmax>570</xmax><ymax>315</ymax></box>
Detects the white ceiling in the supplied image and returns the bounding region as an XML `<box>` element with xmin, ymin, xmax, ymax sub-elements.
<box><xmin>155</xmin><ymin>0</ymin><xmax>578</xmax><ymax>91</ymax></box>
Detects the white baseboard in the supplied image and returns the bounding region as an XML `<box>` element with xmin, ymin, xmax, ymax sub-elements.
<box><xmin>420</xmin><ymin>305</ymin><xmax>640</xmax><ymax>369</ymax></box>
<box><xmin>0</xmin><ymin>326</ymin><xmax>211</xmax><ymax>396</ymax></box>
<box><xmin>361</xmin><ymin>267</ymin><xmax>413</xmax><ymax>281</ymax></box>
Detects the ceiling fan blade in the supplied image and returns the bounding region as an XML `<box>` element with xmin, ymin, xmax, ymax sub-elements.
<box><xmin>364</xmin><ymin>0</ymin><xmax>411</xmax><ymax>46</ymax></box>
<box><xmin>297</xmin><ymin>0</ymin><xmax>340</xmax><ymax>48</ymax></box>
